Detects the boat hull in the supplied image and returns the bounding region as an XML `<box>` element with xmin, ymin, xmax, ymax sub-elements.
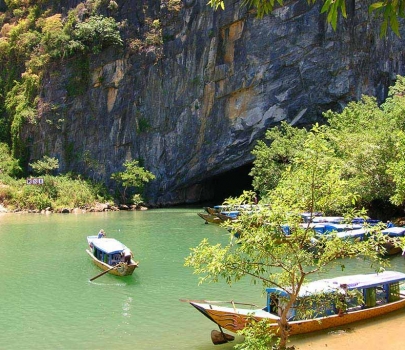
<box><xmin>382</xmin><ymin>241</ymin><xmax>402</xmax><ymax>256</ymax></box>
<box><xmin>205</xmin><ymin>207</ymin><xmax>219</xmax><ymax>215</ymax></box>
<box><xmin>198</xmin><ymin>212</ymin><xmax>222</xmax><ymax>224</ymax></box>
<box><xmin>86</xmin><ymin>249</ymin><xmax>138</xmax><ymax>276</ymax></box>
<box><xmin>191</xmin><ymin>297</ymin><xmax>405</xmax><ymax>336</ymax></box>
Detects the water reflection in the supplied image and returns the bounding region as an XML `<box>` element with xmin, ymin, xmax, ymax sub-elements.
<box><xmin>122</xmin><ymin>296</ymin><xmax>133</xmax><ymax>318</ymax></box>
<box><xmin>1</xmin><ymin>210</ymin><xmax>405</xmax><ymax>350</ymax></box>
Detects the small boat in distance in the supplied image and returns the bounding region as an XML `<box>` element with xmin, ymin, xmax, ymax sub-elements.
<box><xmin>86</xmin><ymin>236</ymin><xmax>139</xmax><ymax>276</ymax></box>
<box><xmin>197</xmin><ymin>212</ymin><xmax>223</xmax><ymax>224</ymax></box>
<box><xmin>185</xmin><ymin>271</ymin><xmax>405</xmax><ymax>344</ymax></box>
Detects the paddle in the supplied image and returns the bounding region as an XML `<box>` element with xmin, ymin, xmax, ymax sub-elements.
<box><xmin>90</xmin><ymin>263</ymin><xmax>121</xmax><ymax>281</ymax></box>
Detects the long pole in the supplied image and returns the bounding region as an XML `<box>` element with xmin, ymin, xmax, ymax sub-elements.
<box><xmin>90</xmin><ymin>264</ymin><xmax>120</xmax><ymax>281</ymax></box>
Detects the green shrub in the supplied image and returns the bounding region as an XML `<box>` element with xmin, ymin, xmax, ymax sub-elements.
<box><xmin>0</xmin><ymin>183</ymin><xmax>13</xmax><ymax>202</ymax></box>
<box><xmin>52</xmin><ymin>177</ymin><xmax>94</xmax><ymax>208</ymax></box>
<box><xmin>17</xmin><ymin>185</ymin><xmax>52</xmax><ymax>210</ymax></box>
<box><xmin>0</xmin><ymin>173</ymin><xmax>113</xmax><ymax>211</ymax></box>
<box><xmin>51</xmin><ymin>175</ymin><xmax>112</xmax><ymax>209</ymax></box>
<box><xmin>29</xmin><ymin>155</ymin><xmax>59</xmax><ymax>175</ymax></box>
<box><xmin>0</xmin><ymin>143</ymin><xmax>22</xmax><ymax>177</ymax></box>
<box><xmin>73</xmin><ymin>15</ymin><xmax>123</xmax><ymax>54</ymax></box>
<box><xmin>132</xmin><ymin>193</ymin><xmax>144</xmax><ymax>206</ymax></box>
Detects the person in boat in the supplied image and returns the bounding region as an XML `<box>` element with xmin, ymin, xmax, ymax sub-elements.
<box><xmin>121</xmin><ymin>248</ymin><xmax>132</xmax><ymax>264</ymax></box>
<box><xmin>387</xmin><ymin>221</ymin><xmax>395</xmax><ymax>228</ymax></box>
<box><xmin>97</xmin><ymin>229</ymin><xmax>106</xmax><ymax>238</ymax></box>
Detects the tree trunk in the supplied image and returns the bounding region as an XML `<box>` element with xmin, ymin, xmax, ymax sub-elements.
<box><xmin>278</xmin><ymin>317</ymin><xmax>290</xmax><ymax>349</ymax></box>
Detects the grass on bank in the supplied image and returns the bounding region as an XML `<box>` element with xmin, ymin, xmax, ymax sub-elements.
<box><xmin>0</xmin><ymin>173</ymin><xmax>112</xmax><ymax>212</ymax></box>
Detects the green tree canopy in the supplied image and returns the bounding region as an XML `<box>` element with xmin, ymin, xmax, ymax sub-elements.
<box><xmin>29</xmin><ymin>155</ymin><xmax>59</xmax><ymax>175</ymax></box>
<box><xmin>110</xmin><ymin>160</ymin><xmax>155</xmax><ymax>204</ymax></box>
<box><xmin>186</xmin><ymin>124</ymin><xmax>390</xmax><ymax>349</ymax></box>
<box><xmin>251</xmin><ymin>76</ymin><xmax>405</xmax><ymax>213</ymax></box>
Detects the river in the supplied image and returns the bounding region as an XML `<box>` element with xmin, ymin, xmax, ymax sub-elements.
<box><xmin>0</xmin><ymin>208</ymin><xmax>404</xmax><ymax>349</ymax></box>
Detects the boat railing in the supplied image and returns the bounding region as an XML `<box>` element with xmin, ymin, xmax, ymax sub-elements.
<box><xmin>210</xmin><ymin>300</ymin><xmax>259</xmax><ymax>308</ymax></box>
<box><xmin>181</xmin><ymin>299</ymin><xmax>259</xmax><ymax>308</ymax></box>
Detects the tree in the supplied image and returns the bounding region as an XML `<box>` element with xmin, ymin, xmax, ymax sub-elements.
<box><xmin>207</xmin><ymin>0</ymin><xmax>405</xmax><ymax>36</ymax></box>
<box><xmin>0</xmin><ymin>142</ymin><xmax>22</xmax><ymax>177</ymax></box>
<box><xmin>185</xmin><ymin>124</ymin><xmax>390</xmax><ymax>349</ymax></box>
<box><xmin>250</xmin><ymin>122</ymin><xmax>308</xmax><ymax>198</ymax></box>
<box><xmin>250</xmin><ymin>76</ymin><xmax>405</xmax><ymax>215</ymax></box>
<box><xmin>323</xmin><ymin>96</ymin><xmax>397</xmax><ymax>208</ymax></box>
<box><xmin>72</xmin><ymin>15</ymin><xmax>123</xmax><ymax>54</ymax></box>
<box><xmin>110</xmin><ymin>160</ymin><xmax>155</xmax><ymax>204</ymax></box>
<box><xmin>29</xmin><ymin>155</ymin><xmax>59</xmax><ymax>175</ymax></box>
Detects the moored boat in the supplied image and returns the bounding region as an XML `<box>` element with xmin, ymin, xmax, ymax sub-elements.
<box><xmin>198</xmin><ymin>210</ymin><xmax>239</xmax><ymax>224</ymax></box>
<box><xmin>187</xmin><ymin>270</ymin><xmax>405</xmax><ymax>341</ymax></box>
<box><xmin>215</xmin><ymin>211</ymin><xmax>240</xmax><ymax>222</ymax></box>
<box><xmin>197</xmin><ymin>212</ymin><xmax>223</xmax><ymax>224</ymax></box>
<box><xmin>199</xmin><ymin>205</ymin><xmax>261</xmax><ymax>225</ymax></box>
<box><xmin>86</xmin><ymin>236</ymin><xmax>139</xmax><ymax>276</ymax></box>
<box><xmin>381</xmin><ymin>227</ymin><xmax>405</xmax><ymax>255</ymax></box>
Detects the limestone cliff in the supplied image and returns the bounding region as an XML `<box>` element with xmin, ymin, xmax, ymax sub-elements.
<box><xmin>21</xmin><ymin>0</ymin><xmax>405</xmax><ymax>205</ymax></box>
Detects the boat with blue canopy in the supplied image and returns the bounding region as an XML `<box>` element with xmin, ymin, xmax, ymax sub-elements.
<box><xmin>380</xmin><ymin>227</ymin><xmax>405</xmax><ymax>255</ymax></box>
<box><xmin>86</xmin><ymin>236</ymin><xmax>139</xmax><ymax>277</ymax></box>
<box><xmin>382</xmin><ymin>227</ymin><xmax>405</xmax><ymax>237</ymax></box>
<box><xmin>336</xmin><ymin>228</ymin><xmax>367</xmax><ymax>241</ymax></box>
<box><xmin>186</xmin><ymin>270</ymin><xmax>405</xmax><ymax>343</ymax></box>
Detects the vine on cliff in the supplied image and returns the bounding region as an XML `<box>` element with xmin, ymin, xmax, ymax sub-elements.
<box><xmin>0</xmin><ymin>1</ymin><xmax>123</xmax><ymax>163</ymax></box>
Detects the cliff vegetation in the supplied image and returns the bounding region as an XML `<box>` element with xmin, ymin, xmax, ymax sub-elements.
<box><xmin>1</xmin><ymin>0</ymin><xmax>405</xmax><ymax>207</ymax></box>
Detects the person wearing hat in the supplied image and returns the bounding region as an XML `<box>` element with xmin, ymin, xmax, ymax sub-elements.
<box><xmin>97</xmin><ymin>229</ymin><xmax>106</xmax><ymax>238</ymax></box>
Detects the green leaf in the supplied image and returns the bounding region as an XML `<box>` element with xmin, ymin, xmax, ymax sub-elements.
<box><xmin>390</xmin><ymin>14</ymin><xmax>401</xmax><ymax>36</ymax></box>
<box><xmin>321</xmin><ymin>0</ymin><xmax>332</xmax><ymax>14</ymax></box>
<box><xmin>369</xmin><ymin>2</ymin><xmax>385</xmax><ymax>12</ymax></box>
<box><xmin>380</xmin><ymin>19</ymin><xmax>388</xmax><ymax>37</ymax></box>
<box><xmin>340</xmin><ymin>0</ymin><xmax>347</xmax><ymax>18</ymax></box>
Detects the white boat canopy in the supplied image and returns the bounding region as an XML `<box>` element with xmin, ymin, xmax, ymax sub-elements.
<box><xmin>300</xmin><ymin>271</ymin><xmax>405</xmax><ymax>296</ymax></box>
<box><xmin>267</xmin><ymin>271</ymin><xmax>405</xmax><ymax>297</ymax></box>
<box><xmin>87</xmin><ymin>236</ymin><xmax>129</xmax><ymax>254</ymax></box>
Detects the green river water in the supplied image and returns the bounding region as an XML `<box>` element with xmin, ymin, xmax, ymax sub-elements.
<box><xmin>1</xmin><ymin>208</ymin><xmax>405</xmax><ymax>350</ymax></box>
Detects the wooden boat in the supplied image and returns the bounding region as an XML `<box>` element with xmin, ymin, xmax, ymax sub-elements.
<box><xmin>199</xmin><ymin>206</ymin><xmax>239</xmax><ymax>224</ymax></box>
<box><xmin>336</xmin><ymin>227</ymin><xmax>405</xmax><ymax>255</ymax></box>
<box><xmin>86</xmin><ymin>236</ymin><xmax>139</xmax><ymax>276</ymax></box>
<box><xmin>197</xmin><ymin>212</ymin><xmax>223</xmax><ymax>224</ymax></box>
<box><xmin>381</xmin><ymin>227</ymin><xmax>405</xmax><ymax>255</ymax></box>
<box><xmin>205</xmin><ymin>206</ymin><xmax>222</xmax><ymax>215</ymax></box>
<box><xmin>215</xmin><ymin>211</ymin><xmax>239</xmax><ymax>222</ymax></box>
<box><xmin>187</xmin><ymin>271</ymin><xmax>405</xmax><ymax>338</ymax></box>
<box><xmin>301</xmin><ymin>215</ymin><xmax>381</xmax><ymax>235</ymax></box>
<box><xmin>200</xmin><ymin>205</ymin><xmax>260</xmax><ymax>225</ymax></box>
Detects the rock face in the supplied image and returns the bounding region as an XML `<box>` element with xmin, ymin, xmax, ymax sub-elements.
<box><xmin>21</xmin><ymin>0</ymin><xmax>405</xmax><ymax>205</ymax></box>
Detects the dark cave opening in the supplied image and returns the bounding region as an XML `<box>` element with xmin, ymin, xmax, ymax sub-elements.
<box><xmin>201</xmin><ymin>163</ymin><xmax>254</xmax><ymax>205</ymax></box>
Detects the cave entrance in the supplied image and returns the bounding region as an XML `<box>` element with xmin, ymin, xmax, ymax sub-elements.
<box><xmin>201</xmin><ymin>163</ymin><xmax>254</xmax><ymax>205</ymax></box>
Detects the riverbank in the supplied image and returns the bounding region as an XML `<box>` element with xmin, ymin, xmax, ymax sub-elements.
<box><xmin>0</xmin><ymin>202</ymin><xmax>148</xmax><ymax>214</ymax></box>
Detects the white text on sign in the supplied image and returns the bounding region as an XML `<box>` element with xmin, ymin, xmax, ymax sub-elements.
<box><xmin>26</xmin><ymin>178</ymin><xmax>44</xmax><ymax>185</ymax></box>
